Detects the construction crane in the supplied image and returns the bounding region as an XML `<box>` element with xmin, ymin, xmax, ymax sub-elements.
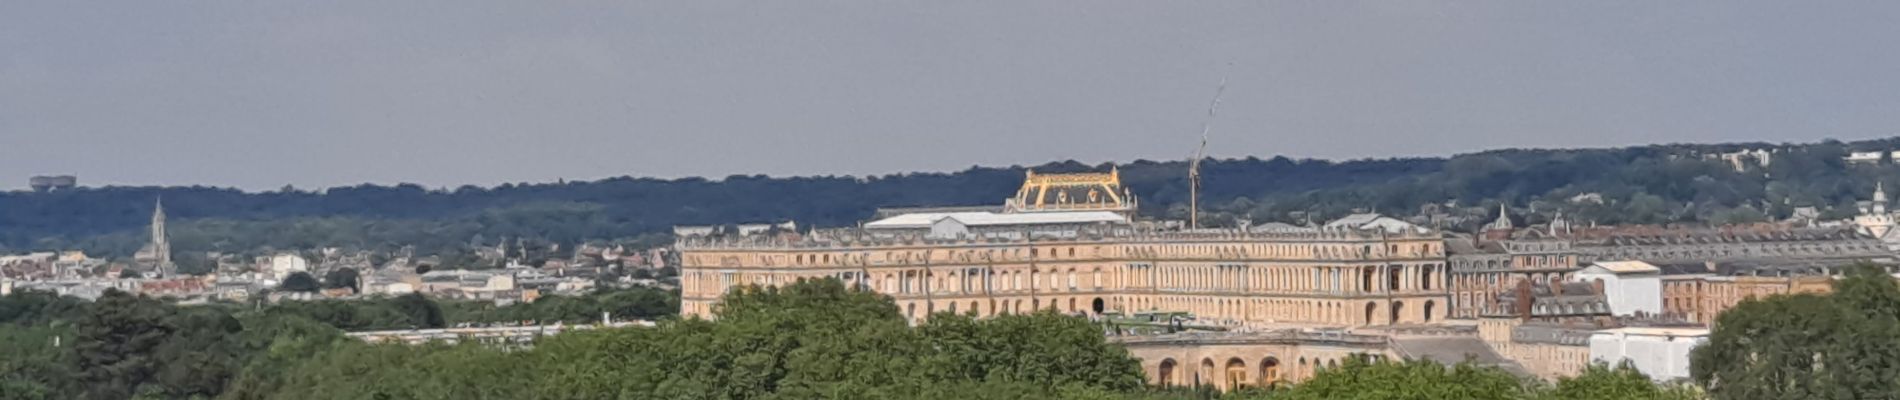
<box><xmin>1189</xmin><ymin>75</ymin><xmax>1228</xmax><ymax>230</ymax></box>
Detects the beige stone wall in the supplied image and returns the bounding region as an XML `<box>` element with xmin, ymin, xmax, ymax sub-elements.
<box><xmin>1477</xmin><ymin>318</ymin><xmax>1588</xmax><ymax>380</ymax></box>
<box><xmin>1508</xmin><ymin>342</ymin><xmax>1589</xmax><ymax>380</ymax></box>
<box><xmin>679</xmin><ymin>232</ymin><xmax>1451</xmax><ymax>326</ymax></box>
<box><xmin>1450</xmin><ymin>270</ymin><xmax>1575</xmax><ymax>319</ymax></box>
<box><xmin>1121</xmin><ymin>339</ymin><xmax>1393</xmax><ymax>391</ymax></box>
<box><xmin>1661</xmin><ymin>275</ymin><xmax>1835</xmax><ymax>326</ymax></box>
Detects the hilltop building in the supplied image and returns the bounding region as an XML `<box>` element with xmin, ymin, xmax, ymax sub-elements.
<box><xmin>27</xmin><ymin>175</ymin><xmax>77</xmax><ymax>192</ymax></box>
<box><xmin>1855</xmin><ymin>183</ymin><xmax>1900</xmax><ymax>250</ymax></box>
<box><xmin>134</xmin><ymin>198</ymin><xmax>174</xmax><ymax>277</ymax></box>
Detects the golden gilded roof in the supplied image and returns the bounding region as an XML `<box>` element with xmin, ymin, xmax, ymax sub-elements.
<box><xmin>1008</xmin><ymin>168</ymin><xmax>1136</xmax><ymax>213</ymax></box>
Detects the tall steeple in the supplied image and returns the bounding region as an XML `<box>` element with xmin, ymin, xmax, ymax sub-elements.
<box><xmin>1488</xmin><ymin>203</ymin><xmax>1514</xmax><ymax>231</ymax></box>
<box><xmin>151</xmin><ymin>197</ymin><xmax>172</xmax><ymax>276</ymax></box>
<box><xmin>1877</xmin><ymin>182</ymin><xmax>1890</xmax><ymax>214</ymax></box>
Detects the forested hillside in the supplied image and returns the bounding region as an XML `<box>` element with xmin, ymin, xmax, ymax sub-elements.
<box><xmin>5</xmin><ymin>138</ymin><xmax>1900</xmax><ymax>259</ymax></box>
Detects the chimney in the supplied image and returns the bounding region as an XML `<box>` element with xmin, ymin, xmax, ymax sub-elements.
<box><xmin>1704</xmin><ymin>261</ymin><xmax>1718</xmax><ymax>273</ymax></box>
<box><xmin>1551</xmin><ymin>280</ymin><xmax>1564</xmax><ymax>296</ymax></box>
<box><xmin>1591</xmin><ymin>278</ymin><xmax>1605</xmax><ymax>295</ymax></box>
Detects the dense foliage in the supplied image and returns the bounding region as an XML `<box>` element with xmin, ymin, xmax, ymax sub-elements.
<box><xmin>438</xmin><ymin>286</ymin><xmax>679</xmax><ymax>326</ymax></box>
<box><xmin>1691</xmin><ymin>264</ymin><xmax>1900</xmax><ymax>399</ymax></box>
<box><xmin>9</xmin><ymin>139</ymin><xmax>1900</xmax><ymax>261</ymax></box>
<box><xmin>6</xmin><ymin>278</ymin><xmax>1718</xmax><ymax>399</ymax></box>
<box><xmin>0</xmin><ymin>285</ymin><xmax>676</xmax><ymax>399</ymax></box>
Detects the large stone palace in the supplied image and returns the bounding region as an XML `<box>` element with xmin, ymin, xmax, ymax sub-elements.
<box><xmin>677</xmin><ymin>169</ymin><xmax>1898</xmax><ymax>390</ymax></box>
<box><xmin>680</xmin><ymin>169</ymin><xmax>1447</xmax><ymax>327</ymax></box>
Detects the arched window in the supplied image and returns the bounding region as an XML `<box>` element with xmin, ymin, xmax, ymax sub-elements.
<box><xmin>1260</xmin><ymin>357</ymin><xmax>1282</xmax><ymax>386</ymax></box>
<box><xmin>1199</xmin><ymin>359</ymin><xmax>1217</xmax><ymax>388</ymax></box>
<box><xmin>1225</xmin><ymin>358</ymin><xmax>1249</xmax><ymax>390</ymax></box>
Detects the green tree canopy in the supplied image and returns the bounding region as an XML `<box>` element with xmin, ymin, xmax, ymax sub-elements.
<box><xmin>321</xmin><ymin>267</ymin><xmax>360</xmax><ymax>293</ymax></box>
<box><xmin>278</xmin><ymin>272</ymin><xmax>320</xmax><ymax>293</ymax></box>
<box><xmin>1692</xmin><ymin>264</ymin><xmax>1900</xmax><ymax>400</ymax></box>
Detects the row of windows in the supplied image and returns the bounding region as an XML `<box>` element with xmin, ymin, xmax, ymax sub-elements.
<box><xmin>690</xmin><ymin>240</ymin><xmax>1446</xmax><ymax>268</ymax></box>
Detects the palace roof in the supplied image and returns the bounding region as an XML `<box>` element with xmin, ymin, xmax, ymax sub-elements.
<box><xmin>1005</xmin><ymin>169</ymin><xmax>1136</xmax><ymax>213</ymax></box>
<box><xmin>863</xmin><ymin>211</ymin><xmax>1127</xmax><ymax>230</ymax></box>
<box><xmin>1324</xmin><ymin>213</ymin><xmax>1427</xmax><ymax>234</ymax></box>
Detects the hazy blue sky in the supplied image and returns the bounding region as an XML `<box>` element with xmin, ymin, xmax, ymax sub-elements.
<box><xmin>4</xmin><ymin>1</ymin><xmax>1898</xmax><ymax>190</ymax></box>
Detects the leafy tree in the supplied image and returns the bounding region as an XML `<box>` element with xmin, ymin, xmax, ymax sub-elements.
<box><xmin>391</xmin><ymin>293</ymin><xmax>446</xmax><ymax>329</ymax></box>
<box><xmin>0</xmin><ymin>326</ymin><xmax>72</xmax><ymax>399</ymax></box>
<box><xmin>150</xmin><ymin>308</ymin><xmax>244</xmax><ymax>397</ymax></box>
<box><xmin>0</xmin><ymin>378</ymin><xmax>50</xmax><ymax>400</ymax></box>
<box><xmin>0</xmin><ymin>290</ymin><xmax>88</xmax><ymax>326</ymax></box>
<box><xmin>321</xmin><ymin>267</ymin><xmax>360</xmax><ymax>293</ymax></box>
<box><xmin>218</xmin><ymin>313</ymin><xmax>348</xmax><ymax>400</ymax></box>
<box><xmin>172</xmin><ymin>252</ymin><xmax>217</xmax><ymax>276</ymax></box>
<box><xmin>920</xmin><ymin>312</ymin><xmax>1145</xmax><ymax>391</ymax></box>
<box><xmin>70</xmin><ymin>290</ymin><xmax>173</xmax><ymax>400</ymax></box>
<box><xmin>1692</xmin><ymin>264</ymin><xmax>1900</xmax><ymax>399</ymax></box>
<box><xmin>278</xmin><ymin>272</ymin><xmax>320</xmax><ymax>293</ymax></box>
<box><xmin>1540</xmin><ymin>362</ymin><xmax>1698</xmax><ymax>400</ymax></box>
<box><xmin>1272</xmin><ymin>357</ymin><xmax>1525</xmax><ymax>400</ymax></box>
<box><xmin>3</xmin><ymin>278</ymin><xmax>1718</xmax><ymax>399</ymax></box>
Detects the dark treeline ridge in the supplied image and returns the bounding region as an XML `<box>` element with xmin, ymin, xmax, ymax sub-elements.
<box><xmin>1</xmin><ymin>279</ymin><xmax>1698</xmax><ymax>400</ymax></box>
<box><xmin>8</xmin><ymin>138</ymin><xmax>1900</xmax><ymax>259</ymax></box>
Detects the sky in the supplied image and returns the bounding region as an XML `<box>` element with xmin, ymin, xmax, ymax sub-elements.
<box><xmin>3</xmin><ymin>1</ymin><xmax>1899</xmax><ymax>191</ymax></box>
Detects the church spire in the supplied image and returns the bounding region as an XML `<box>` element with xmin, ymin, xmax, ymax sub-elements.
<box><xmin>1877</xmin><ymin>182</ymin><xmax>1890</xmax><ymax>215</ymax></box>
<box><xmin>151</xmin><ymin>196</ymin><xmax>172</xmax><ymax>276</ymax></box>
<box><xmin>1488</xmin><ymin>203</ymin><xmax>1514</xmax><ymax>231</ymax></box>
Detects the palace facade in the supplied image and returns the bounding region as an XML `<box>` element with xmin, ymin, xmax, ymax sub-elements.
<box><xmin>675</xmin><ymin>169</ymin><xmax>1897</xmax><ymax>388</ymax></box>
<box><xmin>679</xmin><ymin>227</ymin><xmax>1449</xmax><ymax>327</ymax></box>
<box><xmin>679</xmin><ymin>170</ymin><xmax>1451</xmax><ymax>328</ymax></box>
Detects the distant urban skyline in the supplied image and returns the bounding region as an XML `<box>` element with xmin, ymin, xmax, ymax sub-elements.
<box><xmin>5</xmin><ymin>1</ymin><xmax>1899</xmax><ymax>190</ymax></box>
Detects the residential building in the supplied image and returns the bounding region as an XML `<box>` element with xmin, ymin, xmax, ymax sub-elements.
<box><xmin>1572</xmin><ymin>261</ymin><xmax>1663</xmax><ymax>317</ymax></box>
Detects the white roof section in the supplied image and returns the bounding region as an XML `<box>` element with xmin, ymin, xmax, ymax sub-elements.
<box><xmin>1250</xmin><ymin>222</ymin><xmax>1315</xmax><ymax>233</ymax></box>
<box><xmin>865</xmin><ymin>211</ymin><xmax>1127</xmax><ymax>230</ymax></box>
<box><xmin>1324</xmin><ymin>213</ymin><xmax>1427</xmax><ymax>234</ymax></box>
<box><xmin>1325</xmin><ymin>213</ymin><xmax>1381</xmax><ymax>228</ymax></box>
<box><xmin>1585</xmin><ymin>261</ymin><xmax>1663</xmax><ymax>274</ymax></box>
<box><xmin>1592</xmin><ymin>327</ymin><xmax>1709</xmax><ymax>337</ymax></box>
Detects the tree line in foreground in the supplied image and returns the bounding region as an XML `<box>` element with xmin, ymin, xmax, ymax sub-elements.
<box><xmin>12</xmin><ymin>266</ymin><xmax>1900</xmax><ymax>399</ymax></box>
<box><xmin>0</xmin><ymin>286</ymin><xmax>675</xmax><ymax>399</ymax></box>
<box><xmin>4</xmin><ymin>278</ymin><xmax>1712</xmax><ymax>400</ymax></box>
